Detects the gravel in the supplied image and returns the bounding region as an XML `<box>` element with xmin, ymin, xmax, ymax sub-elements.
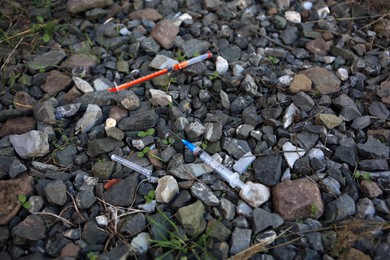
<box><xmin>0</xmin><ymin>0</ymin><xmax>389</xmax><ymax>259</ymax></box>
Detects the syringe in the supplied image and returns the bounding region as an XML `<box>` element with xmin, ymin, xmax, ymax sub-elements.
<box><xmin>182</xmin><ymin>139</ymin><xmax>250</xmax><ymax>194</ymax></box>
<box><xmin>110</xmin><ymin>154</ymin><xmax>152</xmax><ymax>179</ymax></box>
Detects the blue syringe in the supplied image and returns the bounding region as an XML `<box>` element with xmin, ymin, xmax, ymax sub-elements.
<box><xmin>182</xmin><ymin>139</ymin><xmax>250</xmax><ymax>194</ymax></box>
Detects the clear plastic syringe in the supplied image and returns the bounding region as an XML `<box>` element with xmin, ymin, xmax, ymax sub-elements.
<box><xmin>182</xmin><ymin>139</ymin><xmax>250</xmax><ymax>193</ymax></box>
<box><xmin>111</xmin><ymin>154</ymin><xmax>152</xmax><ymax>179</ymax></box>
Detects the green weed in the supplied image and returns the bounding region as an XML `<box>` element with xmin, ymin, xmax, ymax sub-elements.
<box><xmin>144</xmin><ymin>189</ymin><xmax>155</xmax><ymax>204</ymax></box>
<box><xmin>137</xmin><ymin>128</ymin><xmax>155</xmax><ymax>138</ymax></box>
<box><xmin>18</xmin><ymin>194</ymin><xmax>31</xmax><ymax>210</ymax></box>
<box><xmin>353</xmin><ymin>170</ymin><xmax>371</xmax><ymax>181</ymax></box>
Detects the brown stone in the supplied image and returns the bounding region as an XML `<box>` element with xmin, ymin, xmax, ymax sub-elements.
<box><xmin>203</xmin><ymin>0</ymin><xmax>222</xmax><ymax>11</ymax></box>
<box><xmin>129</xmin><ymin>8</ymin><xmax>162</xmax><ymax>22</ymax></box>
<box><xmin>301</xmin><ymin>67</ymin><xmax>341</xmax><ymax>94</ymax></box>
<box><xmin>367</xmin><ymin>128</ymin><xmax>390</xmax><ymax>145</ymax></box>
<box><xmin>61</xmin><ymin>53</ymin><xmax>98</xmax><ymax>71</ymax></box>
<box><xmin>289</xmin><ymin>74</ymin><xmax>312</xmax><ymax>93</ymax></box>
<box><xmin>151</xmin><ymin>20</ymin><xmax>179</xmax><ymax>50</ymax></box>
<box><xmin>60</xmin><ymin>243</ymin><xmax>80</xmax><ymax>258</ymax></box>
<box><xmin>273</xmin><ymin>178</ymin><xmax>324</xmax><ymax>221</ymax></box>
<box><xmin>41</xmin><ymin>70</ymin><xmax>72</xmax><ymax>95</ymax></box>
<box><xmin>63</xmin><ymin>86</ymin><xmax>83</xmax><ymax>104</ymax></box>
<box><xmin>109</xmin><ymin>105</ymin><xmax>128</xmax><ymax>122</ymax></box>
<box><xmin>0</xmin><ymin>175</ymin><xmax>34</xmax><ymax>225</ymax></box>
<box><xmin>361</xmin><ymin>180</ymin><xmax>383</xmax><ymax>198</ymax></box>
<box><xmin>339</xmin><ymin>248</ymin><xmax>371</xmax><ymax>260</ymax></box>
<box><xmin>305</xmin><ymin>38</ymin><xmax>330</xmax><ymax>56</ymax></box>
<box><xmin>379</xmin><ymin>80</ymin><xmax>390</xmax><ymax>106</ymax></box>
<box><xmin>0</xmin><ymin>117</ymin><xmax>36</xmax><ymax>137</ymax></box>
<box><xmin>13</xmin><ymin>91</ymin><xmax>36</xmax><ymax>111</ymax></box>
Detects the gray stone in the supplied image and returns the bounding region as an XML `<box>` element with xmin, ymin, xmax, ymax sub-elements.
<box><xmin>368</xmin><ymin>101</ymin><xmax>390</xmax><ymax>119</ymax></box>
<box><xmin>207</xmin><ymin>218</ymin><xmax>232</xmax><ymax>242</ymax></box>
<box><xmin>28</xmin><ymin>195</ymin><xmax>44</xmax><ymax>214</ymax></box>
<box><xmin>253</xmin><ymin>208</ymin><xmax>284</xmax><ymax>234</ymax></box>
<box><xmin>117</xmin><ymin>60</ymin><xmax>129</xmax><ymax>74</ymax></box>
<box><xmin>220</xmin><ymin>44</ymin><xmax>241</xmax><ymax>62</ymax></box>
<box><xmin>55</xmin><ymin>103</ymin><xmax>81</xmax><ymax>119</ymax></box>
<box><xmin>306</xmin><ymin>232</ymin><xmax>324</xmax><ymax>253</ymax></box>
<box><xmin>149</xmin><ymin>55</ymin><xmax>178</xmax><ymax>69</ymax></box>
<box><xmin>220</xmin><ymin>90</ymin><xmax>230</xmax><ymax>110</ymax></box>
<box><xmin>236</xmin><ymin>124</ymin><xmax>255</xmax><ymax>139</ymax></box>
<box><xmin>351</xmin><ymin>116</ymin><xmax>371</xmax><ymax>130</ymax></box>
<box><xmin>356</xmin><ymin>198</ymin><xmax>376</xmax><ymax>219</ymax></box>
<box><xmin>118</xmin><ymin>109</ymin><xmax>158</xmax><ymax>131</ymax></box>
<box><xmin>333</xmin><ymin>94</ymin><xmax>361</xmax><ymax>121</ymax></box>
<box><xmin>253</xmin><ymin>154</ymin><xmax>282</xmax><ymax>186</ymax></box>
<box><xmin>141</xmin><ymin>37</ymin><xmax>160</xmax><ymax>54</ymax></box>
<box><xmin>221</xmin><ymin>137</ymin><xmax>251</xmax><ymax>159</ymax></box>
<box><xmin>87</xmin><ymin>138</ymin><xmax>124</xmax><ymax>157</ymax></box>
<box><xmin>81</xmin><ymin>220</ymin><xmax>108</xmax><ymax>244</ymax></box>
<box><xmin>272</xmin><ymin>15</ymin><xmax>287</xmax><ymax>29</ymax></box>
<box><xmin>190</xmin><ymin>181</ymin><xmax>219</xmax><ymax>206</ymax></box>
<box><xmin>203</xmin><ymin>122</ymin><xmax>222</xmax><ymax>142</ymax></box>
<box><xmin>76</xmin><ymin>190</ymin><xmax>96</xmax><ymax>209</ymax></box>
<box><xmin>45</xmin><ymin>180</ymin><xmax>67</xmax><ymax>206</ymax></box>
<box><xmin>179</xmin><ymin>39</ymin><xmax>210</xmax><ymax>57</ymax></box>
<box><xmin>27</xmin><ymin>49</ymin><xmax>66</xmax><ymax>71</ymax></box>
<box><xmin>67</xmin><ymin>0</ymin><xmax>113</xmax><ymax>14</ymax></box>
<box><xmin>358</xmin><ymin>159</ymin><xmax>388</xmax><ymax>171</ymax></box>
<box><xmin>230</xmin><ymin>96</ymin><xmax>251</xmax><ymax>114</ymax></box>
<box><xmin>357</xmin><ymin>136</ymin><xmax>389</xmax><ymax>159</ymax></box>
<box><xmin>76</xmin><ymin>104</ymin><xmax>103</xmax><ymax>134</ymax></box>
<box><xmin>120</xmin><ymin>213</ymin><xmax>146</xmax><ymax>236</ymax></box>
<box><xmin>220</xmin><ymin>198</ymin><xmax>236</xmax><ymax>220</ymax></box>
<box><xmin>93</xmin><ymin>77</ymin><xmax>112</xmax><ymax>91</ymax></box>
<box><xmin>12</xmin><ymin>215</ymin><xmax>46</xmax><ymax>240</ymax></box>
<box><xmin>150</xmin><ymin>89</ymin><xmax>172</xmax><ymax>107</ymax></box>
<box><xmin>324</xmin><ymin>194</ymin><xmax>356</xmax><ymax>222</ymax></box>
<box><xmin>176</xmin><ymin>200</ymin><xmax>206</xmax><ymax>236</ymax></box>
<box><xmin>73</xmin><ymin>77</ymin><xmax>93</xmax><ymax>93</ymax></box>
<box><xmin>321</xmin><ymin>176</ymin><xmax>341</xmax><ymax>196</ymax></box>
<box><xmin>8</xmin><ymin>158</ymin><xmax>27</xmax><ymax>178</ymax></box>
<box><xmin>53</xmin><ymin>144</ymin><xmax>77</xmax><ymax>167</ymax></box>
<box><xmin>292</xmin><ymin>91</ymin><xmax>315</xmax><ymax>112</ymax></box>
<box><xmin>333</xmin><ymin>137</ymin><xmax>357</xmax><ymax>166</ymax></box>
<box><xmin>34</xmin><ymin>101</ymin><xmax>56</xmax><ymax>125</ymax></box>
<box><xmin>281</xmin><ymin>25</ymin><xmax>299</xmax><ymax>45</ymax></box>
<box><xmin>103</xmin><ymin>174</ymin><xmax>138</xmax><ymax>206</ymax></box>
<box><xmin>92</xmin><ymin>161</ymin><xmax>115</xmax><ymax>180</ymax></box>
<box><xmin>241</xmin><ymin>74</ymin><xmax>258</xmax><ymax>96</ymax></box>
<box><xmin>230</xmin><ymin>228</ymin><xmax>252</xmax><ymax>255</ymax></box>
<box><xmin>185</xmin><ymin>121</ymin><xmax>205</xmax><ymax>139</ymax></box>
<box><xmin>10</xmin><ymin>130</ymin><xmax>49</xmax><ymax>159</ymax></box>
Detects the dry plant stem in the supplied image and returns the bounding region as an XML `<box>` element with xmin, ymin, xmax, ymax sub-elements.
<box><xmin>35</xmin><ymin>212</ymin><xmax>76</xmax><ymax>227</ymax></box>
<box><xmin>1</xmin><ymin>37</ymin><xmax>23</xmax><ymax>70</ymax></box>
<box><xmin>361</xmin><ymin>12</ymin><xmax>390</xmax><ymax>30</ymax></box>
<box><xmin>66</xmin><ymin>191</ymin><xmax>85</xmax><ymax>221</ymax></box>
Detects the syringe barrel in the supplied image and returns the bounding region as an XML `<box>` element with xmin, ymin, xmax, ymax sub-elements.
<box><xmin>110</xmin><ymin>154</ymin><xmax>152</xmax><ymax>178</ymax></box>
<box><xmin>198</xmin><ymin>151</ymin><xmax>243</xmax><ymax>189</ymax></box>
<box><xmin>186</xmin><ymin>52</ymin><xmax>212</xmax><ymax>66</ymax></box>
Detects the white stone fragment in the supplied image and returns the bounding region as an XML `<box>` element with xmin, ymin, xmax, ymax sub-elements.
<box><xmin>73</xmin><ymin>77</ymin><xmax>94</xmax><ymax>93</ymax></box>
<box><xmin>155</xmin><ymin>176</ymin><xmax>179</xmax><ymax>203</ymax></box>
<box><xmin>308</xmin><ymin>148</ymin><xmax>325</xmax><ymax>161</ymax></box>
<box><xmin>75</xmin><ymin>104</ymin><xmax>103</xmax><ymax>133</ymax></box>
<box><xmin>283</xmin><ymin>103</ymin><xmax>299</xmax><ymax>129</ymax></box>
<box><xmin>93</xmin><ymin>77</ymin><xmax>112</xmax><ymax>91</ymax></box>
<box><xmin>216</xmin><ymin>56</ymin><xmax>229</xmax><ymax>75</ymax></box>
<box><xmin>131</xmin><ymin>232</ymin><xmax>150</xmax><ymax>254</ymax></box>
<box><xmin>150</xmin><ymin>89</ymin><xmax>172</xmax><ymax>107</ymax></box>
<box><xmin>282</xmin><ymin>142</ymin><xmax>305</xmax><ymax>168</ymax></box>
<box><xmin>10</xmin><ymin>130</ymin><xmax>49</xmax><ymax>159</ymax></box>
<box><xmin>95</xmin><ymin>215</ymin><xmax>109</xmax><ymax>227</ymax></box>
<box><xmin>233</xmin><ymin>64</ymin><xmax>244</xmax><ymax>76</ymax></box>
<box><xmin>119</xmin><ymin>27</ymin><xmax>130</xmax><ymax>36</ymax></box>
<box><xmin>105</xmin><ymin>118</ymin><xmax>116</xmax><ymax>131</ymax></box>
<box><xmin>281</xmin><ymin>168</ymin><xmax>291</xmax><ymax>182</ymax></box>
<box><xmin>278</xmin><ymin>75</ymin><xmax>293</xmax><ymax>87</ymax></box>
<box><xmin>239</xmin><ymin>181</ymin><xmax>270</xmax><ymax>208</ymax></box>
<box><xmin>324</xmin><ymin>56</ymin><xmax>336</xmax><ymax>64</ymax></box>
<box><xmin>302</xmin><ymin>1</ymin><xmax>313</xmax><ymax>10</ymax></box>
<box><xmin>285</xmin><ymin>11</ymin><xmax>301</xmax><ymax>24</ymax></box>
<box><xmin>337</xmin><ymin>68</ymin><xmax>349</xmax><ymax>81</ymax></box>
<box><xmin>317</xmin><ymin>6</ymin><xmax>330</xmax><ymax>19</ymax></box>
<box><xmin>233</xmin><ymin>152</ymin><xmax>256</xmax><ymax>174</ymax></box>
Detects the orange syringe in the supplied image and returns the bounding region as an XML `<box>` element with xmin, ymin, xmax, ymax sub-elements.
<box><xmin>108</xmin><ymin>51</ymin><xmax>213</xmax><ymax>93</ymax></box>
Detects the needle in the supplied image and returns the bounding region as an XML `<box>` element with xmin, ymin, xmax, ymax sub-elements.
<box><xmin>107</xmin><ymin>51</ymin><xmax>213</xmax><ymax>93</ymax></box>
